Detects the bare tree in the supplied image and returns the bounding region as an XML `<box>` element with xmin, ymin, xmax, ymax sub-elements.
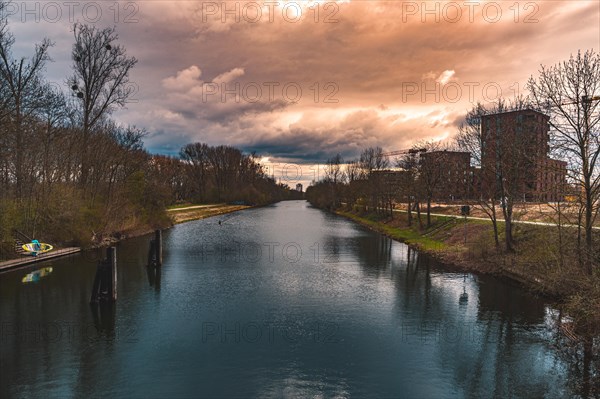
<box><xmin>325</xmin><ymin>153</ymin><xmax>345</xmax><ymax>208</ymax></box>
<box><xmin>359</xmin><ymin>147</ymin><xmax>388</xmax><ymax>212</ymax></box>
<box><xmin>414</xmin><ymin>140</ymin><xmax>444</xmax><ymax>228</ymax></box>
<box><xmin>456</xmin><ymin>103</ymin><xmax>501</xmax><ymax>248</ymax></box>
<box><xmin>343</xmin><ymin>160</ymin><xmax>364</xmax><ymax>210</ymax></box>
<box><xmin>396</xmin><ymin>151</ymin><xmax>421</xmax><ymax>227</ymax></box>
<box><xmin>455</xmin><ymin>99</ymin><xmax>534</xmax><ymax>251</ymax></box>
<box><xmin>0</xmin><ymin>16</ymin><xmax>52</xmax><ymax>198</ymax></box>
<box><xmin>36</xmin><ymin>86</ymin><xmax>70</xmax><ymax>204</ymax></box>
<box><xmin>527</xmin><ymin>49</ymin><xmax>600</xmax><ymax>274</ymax></box>
<box><xmin>180</xmin><ymin>142</ymin><xmax>210</xmax><ymax>201</ymax></box>
<box><xmin>70</xmin><ymin>23</ymin><xmax>137</xmax><ymax>189</ymax></box>
<box><xmin>325</xmin><ymin>153</ymin><xmax>345</xmax><ymax>184</ymax></box>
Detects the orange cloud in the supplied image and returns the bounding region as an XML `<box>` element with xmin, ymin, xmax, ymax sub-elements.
<box><xmin>18</xmin><ymin>0</ymin><xmax>596</xmax><ymax>161</ymax></box>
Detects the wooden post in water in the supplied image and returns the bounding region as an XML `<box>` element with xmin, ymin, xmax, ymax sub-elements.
<box><xmin>90</xmin><ymin>246</ymin><xmax>117</xmax><ymax>303</ymax></box>
<box><xmin>90</xmin><ymin>264</ymin><xmax>102</xmax><ymax>303</ymax></box>
<box><xmin>107</xmin><ymin>246</ymin><xmax>117</xmax><ymax>301</ymax></box>
<box><xmin>146</xmin><ymin>231</ymin><xmax>162</xmax><ymax>289</ymax></box>
<box><xmin>155</xmin><ymin>229</ymin><xmax>162</xmax><ymax>267</ymax></box>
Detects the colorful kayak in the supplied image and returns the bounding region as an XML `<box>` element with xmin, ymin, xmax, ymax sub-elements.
<box><xmin>22</xmin><ymin>267</ymin><xmax>53</xmax><ymax>283</ymax></box>
<box><xmin>22</xmin><ymin>242</ymin><xmax>53</xmax><ymax>255</ymax></box>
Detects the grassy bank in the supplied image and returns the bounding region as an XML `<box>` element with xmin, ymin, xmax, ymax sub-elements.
<box><xmin>337</xmin><ymin>210</ymin><xmax>456</xmax><ymax>253</ymax></box>
<box><xmin>336</xmin><ymin>208</ymin><xmax>600</xmax><ymax>335</ymax></box>
<box><xmin>0</xmin><ymin>203</ymin><xmax>252</xmax><ymax>261</ymax></box>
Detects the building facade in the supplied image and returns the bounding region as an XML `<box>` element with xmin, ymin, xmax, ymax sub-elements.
<box><xmin>480</xmin><ymin>109</ymin><xmax>566</xmax><ymax>202</ymax></box>
<box><xmin>419</xmin><ymin>150</ymin><xmax>473</xmax><ymax>201</ymax></box>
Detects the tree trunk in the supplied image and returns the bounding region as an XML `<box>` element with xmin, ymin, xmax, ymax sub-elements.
<box><xmin>504</xmin><ymin>201</ymin><xmax>514</xmax><ymax>252</ymax></box>
<box><xmin>491</xmin><ymin>203</ymin><xmax>500</xmax><ymax>248</ymax></box>
<box><xmin>426</xmin><ymin>196</ymin><xmax>431</xmax><ymax>228</ymax></box>
<box><xmin>492</xmin><ymin>219</ymin><xmax>500</xmax><ymax>248</ymax></box>
<box><xmin>15</xmin><ymin>109</ymin><xmax>23</xmax><ymax>200</ymax></box>
<box><xmin>585</xmin><ymin>180</ymin><xmax>593</xmax><ymax>275</ymax></box>
<box><xmin>80</xmin><ymin>119</ymin><xmax>90</xmax><ymax>190</ymax></box>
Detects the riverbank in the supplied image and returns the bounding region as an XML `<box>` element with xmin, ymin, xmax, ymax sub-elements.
<box><xmin>0</xmin><ymin>203</ymin><xmax>252</xmax><ymax>266</ymax></box>
<box><xmin>167</xmin><ymin>203</ymin><xmax>251</xmax><ymax>224</ymax></box>
<box><xmin>335</xmin><ymin>208</ymin><xmax>600</xmax><ymax>335</ymax></box>
<box><xmin>91</xmin><ymin>203</ymin><xmax>252</xmax><ymax>247</ymax></box>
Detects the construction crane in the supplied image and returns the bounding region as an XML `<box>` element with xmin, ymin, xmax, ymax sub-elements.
<box><xmin>381</xmin><ymin>148</ymin><xmax>428</xmax><ymax>158</ymax></box>
<box><xmin>546</xmin><ymin>95</ymin><xmax>600</xmax><ymax>108</ymax></box>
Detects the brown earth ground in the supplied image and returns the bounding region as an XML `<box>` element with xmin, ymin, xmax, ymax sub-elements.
<box><xmin>167</xmin><ymin>204</ymin><xmax>251</xmax><ymax>224</ymax></box>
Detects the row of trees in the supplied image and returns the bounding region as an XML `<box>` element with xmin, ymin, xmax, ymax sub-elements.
<box><xmin>308</xmin><ymin>49</ymin><xmax>600</xmax><ymax>275</ymax></box>
<box><xmin>307</xmin><ymin>147</ymin><xmax>396</xmax><ymax>214</ymax></box>
<box><xmin>306</xmin><ymin>143</ymin><xmax>444</xmax><ymax>228</ymax></box>
<box><xmin>0</xmin><ymin>6</ymin><xmax>149</xmax><ymax>246</ymax></box>
<box><xmin>151</xmin><ymin>145</ymin><xmax>297</xmax><ymax>207</ymax></box>
<box><xmin>0</xmin><ymin>7</ymin><xmax>294</xmax><ymax>249</ymax></box>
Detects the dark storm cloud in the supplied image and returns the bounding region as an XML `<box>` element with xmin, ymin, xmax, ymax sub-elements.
<box><xmin>4</xmin><ymin>0</ymin><xmax>598</xmax><ymax>164</ymax></box>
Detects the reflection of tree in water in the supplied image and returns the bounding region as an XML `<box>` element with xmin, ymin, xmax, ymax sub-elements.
<box><xmin>321</xmin><ymin>235</ymin><xmax>342</xmax><ymax>265</ymax></box>
<box><xmin>314</xmin><ymin>226</ymin><xmax>593</xmax><ymax>397</ymax></box>
<box><xmin>327</xmin><ymin>233</ymin><xmax>393</xmax><ymax>274</ymax></box>
<box><xmin>476</xmin><ymin>275</ymin><xmax>546</xmax><ymax>325</ymax></box>
<box><xmin>552</xmin><ymin>326</ymin><xmax>599</xmax><ymax>398</ymax></box>
<box><xmin>434</xmin><ymin>273</ymin><xmax>575</xmax><ymax>396</ymax></box>
<box><xmin>470</xmin><ymin>276</ymin><xmax>600</xmax><ymax>396</ymax></box>
<box><xmin>352</xmin><ymin>236</ymin><xmax>581</xmax><ymax>397</ymax></box>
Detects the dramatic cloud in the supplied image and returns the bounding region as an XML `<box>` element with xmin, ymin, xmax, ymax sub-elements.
<box><xmin>5</xmin><ymin>0</ymin><xmax>600</xmax><ymax>175</ymax></box>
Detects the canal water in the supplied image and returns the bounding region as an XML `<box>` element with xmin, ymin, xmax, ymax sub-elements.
<box><xmin>0</xmin><ymin>201</ymin><xmax>589</xmax><ymax>397</ymax></box>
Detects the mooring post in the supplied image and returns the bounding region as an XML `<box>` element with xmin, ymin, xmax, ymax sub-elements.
<box><xmin>147</xmin><ymin>239</ymin><xmax>156</xmax><ymax>268</ymax></box>
<box><xmin>90</xmin><ymin>246</ymin><xmax>117</xmax><ymax>304</ymax></box>
<box><xmin>155</xmin><ymin>229</ymin><xmax>162</xmax><ymax>267</ymax></box>
<box><xmin>107</xmin><ymin>246</ymin><xmax>117</xmax><ymax>301</ymax></box>
<box><xmin>90</xmin><ymin>264</ymin><xmax>101</xmax><ymax>304</ymax></box>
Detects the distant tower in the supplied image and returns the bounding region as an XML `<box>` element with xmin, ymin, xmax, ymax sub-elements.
<box><xmin>296</xmin><ymin>183</ymin><xmax>303</xmax><ymax>192</ymax></box>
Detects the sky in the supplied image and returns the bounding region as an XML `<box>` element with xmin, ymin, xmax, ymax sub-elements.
<box><xmin>3</xmin><ymin>0</ymin><xmax>600</xmax><ymax>188</ymax></box>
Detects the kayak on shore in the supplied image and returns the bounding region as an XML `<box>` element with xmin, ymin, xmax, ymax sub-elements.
<box><xmin>22</xmin><ymin>240</ymin><xmax>53</xmax><ymax>256</ymax></box>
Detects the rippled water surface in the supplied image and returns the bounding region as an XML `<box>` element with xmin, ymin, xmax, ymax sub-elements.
<box><xmin>0</xmin><ymin>201</ymin><xmax>586</xmax><ymax>397</ymax></box>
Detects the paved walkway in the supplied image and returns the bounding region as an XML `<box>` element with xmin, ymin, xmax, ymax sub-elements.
<box><xmin>0</xmin><ymin>247</ymin><xmax>81</xmax><ymax>272</ymax></box>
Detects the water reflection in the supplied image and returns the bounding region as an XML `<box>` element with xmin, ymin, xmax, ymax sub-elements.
<box><xmin>459</xmin><ymin>274</ymin><xmax>469</xmax><ymax>306</ymax></box>
<box><xmin>21</xmin><ymin>266</ymin><xmax>53</xmax><ymax>283</ymax></box>
<box><xmin>146</xmin><ymin>263</ymin><xmax>161</xmax><ymax>290</ymax></box>
<box><xmin>0</xmin><ymin>201</ymin><xmax>597</xmax><ymax>398</ymax></box>
<box><xmin>90</xmin><ymin>303</ymin><xmax>116</xmax><ymax>336</ymax></box>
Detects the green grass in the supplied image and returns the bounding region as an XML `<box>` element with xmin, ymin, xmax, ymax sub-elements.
<box><xmin>337</xmin><ymin>210</ymin><xmax>451</xmax><ymax>252</ymax></box>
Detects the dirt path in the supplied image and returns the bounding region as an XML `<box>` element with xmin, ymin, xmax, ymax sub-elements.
<box><xmin>169</xmin><ymin>204</ymin><xmax>251</xmax><ymax>224</ymax></box>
